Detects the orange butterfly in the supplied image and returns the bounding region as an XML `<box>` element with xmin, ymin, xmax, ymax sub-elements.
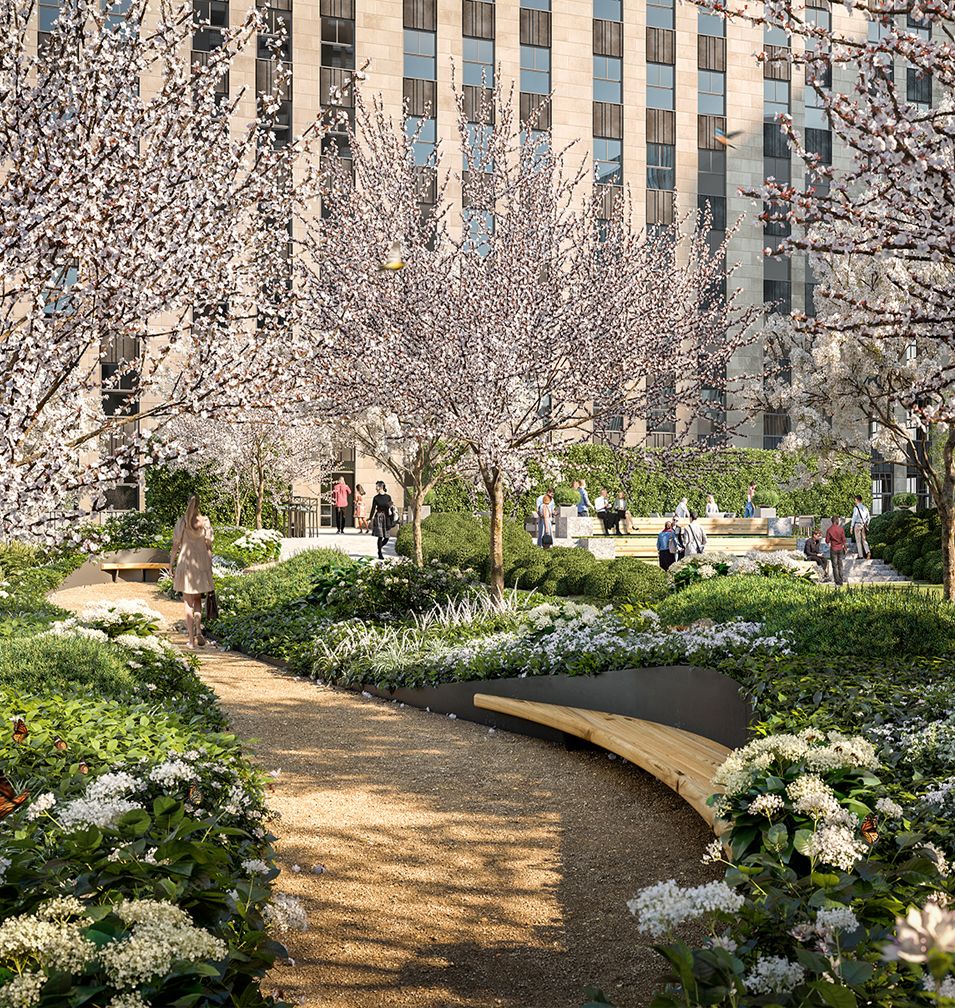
<box><xmin>77</xmin><ymin>762</ymin><xmax>89</xmax><ymax>775</ymax></box>
<box><xmin>53</xmin><ymin>738</ymin><xmax>67</xmax><ymax>752</ymax></box>
<box><xmin>0</xmin><ymin>774</ymin><xmax>28</xmax><ymax>819</ymax></box>
<box><xmin>861</xmin><ymin>813</ymin><xmax>879</xmax><ymax>846</ymax></box>
<box><xmin>11</xmin><ymin>719</ymin><xmax>27</xmax><ymax>745</ymax></box>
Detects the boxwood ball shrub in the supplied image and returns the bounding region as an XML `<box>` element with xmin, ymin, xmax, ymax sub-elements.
<box><xmin>752</xmin><ymin>488</ymin><xmax>780</xmax><ymax>508</ymax></box>
<box><xmin>892</xmin><ymin>491</ymin><xmax>918</xmax><ymax>508</ymax></box>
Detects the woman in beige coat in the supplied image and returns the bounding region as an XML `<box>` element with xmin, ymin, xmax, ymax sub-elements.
<box><xmin>171</xmin><ymin>495</ymin><xmax>214</xmax><ymax>648</ymax></box>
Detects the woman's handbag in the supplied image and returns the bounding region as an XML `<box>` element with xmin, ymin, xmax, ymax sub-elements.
<box><xmin>204</xmin><ymin>591</ymin><xmax>219</xmax><ymax>622</ymax></box>
<box><xmin>541</xmin><ymin>533</ymin><xmax>554</xmax><ymax>547</ymax></box>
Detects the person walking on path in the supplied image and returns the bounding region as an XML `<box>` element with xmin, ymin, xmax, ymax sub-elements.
<box><xmin>674</xmin><ymin>497</ymin><xmax>691</xmax><ymax>519</ymax></box>
<box><xmin>743</xmin><ymin>483</ymin><xmax>756</xmax><ymax>518</ymax></box>
<box><xmin>369</xmin><ymin>484</ymin><xmax>394</xmax><ymax>560</ymax></box>
<box><xmin>705</xmin><ymin>494</ymin><xmax>720</xmax><ymax>517</ymax></box>
<box><xmin>353</xmin><ymin>484</ymin><xmax>369</xmax><ymax>533</ymax></box>
<box><xmin>331</xmin><ymin>477</ymin><xmax>351</xmax><ymax>535</ymax></box>
<box><xmin>657</xmin><ymin>520</ymin><xmax>677</xmax><ymax>570</ymax></box>
<box><xmin>171</xmin><ymin>495</ymin><xmax>214</xmax><ymax>649</ymax></box>
<box><xmin>851</xmin><ymin>495</ymin><xmax>871</xmax><ymax>559</ymax></box>
<box><xmin>574</xmin><ymin>479</ymin><xmax>591</xmax><ymax>517</ymax></box>
<box><xmin>804</xmin><ymin>529</ymin><xmax>831</xmax><ymax>582</ymax></box>
<box><xmin>825</xmin><ymin>516</ymin><xmax>848</xmax><ymax>586</ymax></box>
<box><xmin>683</xmin><ymin>512</ymin><xmax>707</xmax><ymax>554</ymax></box>
<box><xmin>537</xmin><ymin>493</ymin><xmax>555</xmax><ymax>547</ymax></box>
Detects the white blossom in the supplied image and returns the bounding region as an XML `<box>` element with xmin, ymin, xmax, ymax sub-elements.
<box><xmin>627</xmin><ymin>879</ymin><xmax>744</xmax><ymax>938</ymax></box>
<box><xmin>744</xmin><ymin>955</ymin><xmax>805</xmax><ymax>995</ymax></box>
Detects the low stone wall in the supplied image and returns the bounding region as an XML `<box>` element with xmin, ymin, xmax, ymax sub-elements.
<box><xmin>360</xmin><ymin>664</ymin><xmax>751</xmax><ymax>749</ymax></box>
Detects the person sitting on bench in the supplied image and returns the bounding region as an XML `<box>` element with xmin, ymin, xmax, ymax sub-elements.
<box><xmin>804</xmin><ymin>529</ymin><xmax>830</xmax><ymax>582</ymax></box>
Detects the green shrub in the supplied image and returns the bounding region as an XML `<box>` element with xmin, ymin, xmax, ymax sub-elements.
<box><xmin>656</xmin><ymin>576</ymin><xmax>955</xmax><ymax>658</ymax></box>
<box><xmin>912</xmin><ymin>555</ymin><xmax>927</xmax><ymax>581</ymax></box>
<box><xmin>892</xmin><ymin>491</ymin><xmax>918</xmax><ymax>508</ymax></box>
<box><xmin>553</xmin><ymin>483</ymin><xmax>579</xmax><ymax>506</ymax></box>
<box><xmin>923</xmin><ymin>552</ymin><xmax>944</xmax><ymax>584</ymax></box>
<box><xmin>752</xmin><ymin>488</ymin><xmax>780</xmax><ymax>508</ymax></box>
<box><xmin>606</xmin><ymin>557</ymin><xmax>669</xmax><ymax>606</ymax></box>
<box><xmin>424</xmin><ymin>474</ymin><xmax>476</xmax><ymax>513</ymax></box>
<box><xmin>0</xmin><ymin>541</ymin><xmax>43</xmax><ymax>577</ymax></box>
<box><xmin>524</xmin><ymin>445</ymin><xmax>870</xmax><ymax>519</ymax></box>
<box><xmin>214</xmin><ymin>548</ymin><xmax>354</xmax><ymax>615</ymax></box>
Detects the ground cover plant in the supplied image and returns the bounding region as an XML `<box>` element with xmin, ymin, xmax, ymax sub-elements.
<box><xmin>0</xmin><ymin>560</ymin><xmax>306</xmax><ymax>1008</ymax></box>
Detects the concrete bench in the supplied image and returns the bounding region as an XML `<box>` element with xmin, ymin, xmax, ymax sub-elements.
<box><xmin>473</xmin><ymin>694</ymin><xmax>730</xmax><ymax>830</ymax></box>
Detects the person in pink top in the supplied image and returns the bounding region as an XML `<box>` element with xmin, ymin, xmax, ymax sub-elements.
<box><xmin>331</xmin><ymin>477</ymin><xmax>351</xmax><ymax>534</ymax></box>
<box><xmin>825</xmin><ymin>515</ymin><xmax>848</xmax><ymax>586</ymax></box>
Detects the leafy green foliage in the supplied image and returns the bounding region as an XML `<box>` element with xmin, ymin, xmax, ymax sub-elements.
<box><xmin>656</xmin><ymin>576</ymin><xmax>955</xmax><ymax>657</ymax></box>
<box><xmin>868</xmin><ymin>508</ymin><xmax>943</xmax><ymax>582</ymax></box>
<box><xmin>396</xmin><ymin>512</ymin><xmax>669</xmax><ymax>605</ymax></box>
<box><xmin>145</xmin><ymin>463</ymin><xmax>283</xmax><ymax>529</ymax></box>
<box><xmin>523</xmin><ymin>444</ymin><xmax>870</xmax><ymax>519</ymax></box>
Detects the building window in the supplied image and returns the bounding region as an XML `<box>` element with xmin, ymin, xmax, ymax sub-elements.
<box><xmin>647</xmin><ymin>62</ymin><xmax>675</xmax><ymax>109</ymax></box>
<box><xmin>463</xmin><ymin>36</ymin><xmax>494</xmax><ymax>88</ymax></box>
<box><xmin>38</xmin><ymin>0</ymin><xmax>60</xmax><ymax>44</ymax></box>
<box><xmin>404</xmin><ymin>28</ymin><xmax>436</xmax><ymax>80</ymax></box>
<box><xmin>871</xmin><ymin>464</ymin><xmax>893</xmax><ymax>516</ymax></box>
<box><xmin>520</xmin><ymin>0</ymin><xmax>550</xmax><ymax>8</ymax></box>
<box><xmin>762</xmin><ymin>412</ymin><xmax>790</xmax><ymax>450</ymax></box>
<box><xmin>805</xmin><ymin>127</ymin><xmax>832</xmax><ymax>164</ymax></box>
<box><xmin>257</xmin><ymin>0</ymin><xmax>291</xmax><ymax>61</ymax></box>
<box><xmin>907</xmin><ymin>12</ymin><xmax>931</xmax><ymax>38</ymax></box>
<box><xmin>763</xmin><ymin>278</ymin><xmax>792</xmax><ymax>314</ymax></box>
<box><xmin>764</xmin><ymin>155</ymin><xmax>791</xmax><ymax>183</ymax></box>
<box><xmin>406</xmin><ymin>116</ymin><xmax>436</xmax><ymax>166</ymax></box>
<box><xmin>698</xmin><ymin>9</ymin><xmax>725</xmax><ymax>35</ymax></box>
<box><xmin>764</xmin><ymin>2</ymin><xmax>788</xmax><ymax>47</ymax></box>
<box><xmin>463</xmin><ymin>208</ymin><xmax>494</xmax><ymax>256</ymax></box>
<box><xmin>646</xmin><ymin>0</ymin><xmax>673</xmax><ymax>29</ymax></box>
<box><xmin>647</xmin><ymin>143</ymin><xmax>675</xmax><ymax>190</ymax></box>
<box><xmin>594</xmin><ymin>137</ymin><xmax>623</xmax><ymax>185</ymax></box>
<box><xmin>764</xmin><ymin>78</ymin><xmax>790</xmax><ymax>119</ymax></box>
<box><xmin>698</xmin><ymin>148</ymin><xmax>726</xmax><ymax>191</ymax></box>
<box><xmin>907</xmin><ymin>67</ymin><xmax>932</xmax><ymax>107</ymax></box>
<box><xmin>593</xmin><ymin>55</ymin><xmax>622</xmax><ymax>104</ymax></box>
<box><xmin>520</xmin><ymin>44</ymin><xmax>551</xmax><ymax>94</ymax></box>
<box><xmin>698</xmin><ymin>69</ymin><xmax>725</xmax><ymax>115</ymax></box>
<box><xmin>698</xmin><ymin>194</ymin><xmax>726</xmax><ymax>230</ymax></box>
<box><xmin>594</xmin><ymin>0</ymin><xmax>621</xmax><ymax>20</ymax></box>
<box><xmin>464</xmin><ymin>122</ymin><xmax>494</xmax><ymax>171</ymax></box>
<box><xmin>321</xmin><ymin>16</ymin><xmax>354</xmax><ymax>69</ymax></box>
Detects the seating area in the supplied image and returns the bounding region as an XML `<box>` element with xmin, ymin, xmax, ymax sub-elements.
<box><xmin>473</xmin><ymin>693</ymin><xmax>730</xmax><ymax>830</ymax></box>
<box><xmin>584</xmin><ymin>516</ymin><xmax>797</xmax><ymax>558</ymax></box>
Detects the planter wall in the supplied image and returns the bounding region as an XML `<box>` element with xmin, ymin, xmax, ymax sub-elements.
<box><xmin>55</xmin><ymin>548</ymin><xmax>171</xmax><ymax>590</ymax></box>
<box><xmin>361</xmin><ymin>665</ymin><xmax>750</xmax><ymax>749</ymax></box>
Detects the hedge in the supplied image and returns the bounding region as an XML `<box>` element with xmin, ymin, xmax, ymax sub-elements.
<box><xmin>395</xmin><ymin>512</ymin><xmax>669</xmax><ymax>605</ymax></box>
<box><xmin>523</xmin><ymin>445</ymin><xmax>870</xmax><ymax>519</ymax></box>
<box><xmin>868</xmin><ymin>507</ymin><xmax>943</xmax><ymax>583</ymax></box>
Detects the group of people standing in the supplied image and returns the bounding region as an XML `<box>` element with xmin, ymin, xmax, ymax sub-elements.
<box><xmin>656</xmin><ymin>514</ymin><xmax>709</xmax><ymax>569</ymax></box>
<box><xmin>803</xmin><ymin>495</ymin><xmax>871</xmax><ymax>585</ymax></box>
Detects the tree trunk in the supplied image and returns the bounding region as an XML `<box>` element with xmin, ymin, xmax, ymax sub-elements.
<box><xmin>412</xmin><ymin>496</ymin><xmax>424</xmax><ymax>567</ymax></box>
<box><xmin>480</xmin><ymin>464</ymin><xmax>505</xmax><ymax>602</ymax></box>
<box><xmin>233</xmin><ymin>474</ymin><xmax>243</xmax><ymax>527</ymax></box>
<box><xmin>940</xmin><ymin>427</ymin><xmax>955</xmax><ymax>600</ymax></box>
<box><xmin>255</xmin><ymin>479</ymin><xmax>265</xmax><ymax>530</ymax></box>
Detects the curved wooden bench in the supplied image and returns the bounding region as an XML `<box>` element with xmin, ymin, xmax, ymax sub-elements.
<box><xmin>473</xmin><ymin>694</ymin><xmax>729</xmax><ymax>831</ymax></box>
<box><xmin>101</xmin><ymin>562</ymin><xmax>168</xmax><ymax>583</ymax></box>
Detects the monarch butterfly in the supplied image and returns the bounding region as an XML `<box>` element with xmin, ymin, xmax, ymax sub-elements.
<box><xmin>11</xmin><ymin>719</ymin><xmax>27</xmax><ymax>745</ymax></box>
<box><xmin>861</xmin><ymin>813</ymin><xmax>879</xmax><ymax>846</ymax></box>
<box><xmin>53</xmin><ymin>738</ymin><xmax>67</xmax><ymax>752</ymax></box>
<box><xmin>0</xmin><ymin>774</ymin><xmax>28</xmax><ymax>819</ymax></box>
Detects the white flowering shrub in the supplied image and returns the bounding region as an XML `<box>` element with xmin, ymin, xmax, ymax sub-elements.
<box><xmin>75</xmin><ymin>599</ymin><xmax>164</xmax><ymax>638</ymax></box>
<box><xmin>620</xmin><ymin>723</ymin><xmax>955</xmax><ymax>1007</ymax></box>
<box><xmin>670</xmin><ymin>550</ymin><xmax>813</xmax><ymax>590</ymax></box>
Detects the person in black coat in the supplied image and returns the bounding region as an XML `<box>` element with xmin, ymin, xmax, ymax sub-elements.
<box><xmin>369</xmin><ymin>483</ymin><xmax>394</xmax><ymax>560</ymax></box>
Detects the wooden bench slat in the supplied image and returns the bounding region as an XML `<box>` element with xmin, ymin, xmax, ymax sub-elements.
<box><xmin>101</xmin><ymin>563</ymin><xmax>168</xmax><ymax>571</ymax></box>
<box><xmin>473</xmin><ymin>694</ymin><xmax>729</xmax><ymax>829</ymax></box>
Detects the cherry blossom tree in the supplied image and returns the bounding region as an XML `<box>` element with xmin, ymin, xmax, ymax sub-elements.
<box><xmin>309</xmin><ymin>87</ymin><xmax>766</xmax><ymax>596</ymax></box>
<box><xmin>174</xmin><ymin>411</ymin><xmax>338</xmax><ymax>529</ymax></box>
<box><xmin>0</xmin><ymin>0</ymin><xmax>333</xmax><ymax>540</ymax></box>
<box><xmin>341</xmin><ymin>409</ymin><xmax>466</xmax><ymax>565</ymax></box>
<box><xmin>695</xmin><ymin>0</ymin><xmax>955</xmax><ymax>595</ymax></box>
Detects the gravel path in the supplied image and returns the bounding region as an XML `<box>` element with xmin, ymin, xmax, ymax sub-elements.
<box><xmin>51</xmin><ymin>581</ymin><xmax>714</xmax><ymax>1008</ymax></box>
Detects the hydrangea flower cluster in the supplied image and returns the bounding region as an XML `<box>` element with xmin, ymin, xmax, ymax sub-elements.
<box><xmin>669</xmin><ymin>550</ymin><xmax>810</xmax><ymax>589</ymax></box>
<box><xmin>75</xmin><ymin>599</ymin><xmax>164</xmax><ymax>637</ymax></box>
<box><xmin>261</xmin><ymin>892</ymin><xmax>309</xmax><ymax>933</ymax></box>
<box><xmin>626</xmin><ymin>879</ymin><xmax>744</xmax><ymax>938</ymax></box>
<box><xmin>232</xmin><ymin>528</ymin><xmax>283</xmax><ymax>551</ymax></box>
<box><xmin>715</xmin><ymin>731</ymin><xmax>879</xmax><ymax>798</ymax></box>
<box><xmin>744</xmin><ymin>955</ymin><xmax>806</xmax><ymax>994</ymax></box>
